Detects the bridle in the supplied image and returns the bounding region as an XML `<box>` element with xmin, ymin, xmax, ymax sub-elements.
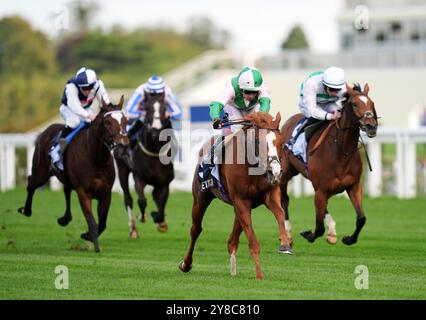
<box><xmin>101</xmin><ymin>110</ymin><xmax>128</xmax><ymax>151</ymax></box>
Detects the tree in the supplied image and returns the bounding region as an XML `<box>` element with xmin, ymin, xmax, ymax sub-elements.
<box><xmin>0</xmin><ymin>16</ymin><xmax>57</xmax><ymax>76</ymax></box>
<box><xmin>281</xmin><ymin>25</ymin><xmax>309</xmax><ymax>50</ymax></box>
<box><xmin>185</xmin><ymin>16</ymin><xmax>231</xmax><ymax>49</ymax></box>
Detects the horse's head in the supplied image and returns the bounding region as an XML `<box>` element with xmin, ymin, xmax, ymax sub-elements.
<box><xmin>98</xmin><ymin>95</ymin><xmax>129</xmax><ymax>150</ymax></box>
<box><xmin>345</xmin><ymin>83</ymin><xmax>378</xmax><ymax>138</ymax></box>
<box><xmin>143</xmin><ymin>91</ymin><xmax>170</xmax><ymax>142</ymax></box>
<box><xmin>244</xmin><ymin>112</ymin><xmax>283</xmax><ymax>185</ymax></box>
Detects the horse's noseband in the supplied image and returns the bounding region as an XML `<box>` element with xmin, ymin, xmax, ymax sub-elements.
<box><xmin>102</xmin><ymin>110</ymin><xmax>127</xmax><ymax>150</ymax></box>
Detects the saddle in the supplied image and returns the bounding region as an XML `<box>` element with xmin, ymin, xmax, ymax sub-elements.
<box><xmin>304</xmin><ymin>120</ymin><xmax>326</xmax><ymax>142</ymax></box>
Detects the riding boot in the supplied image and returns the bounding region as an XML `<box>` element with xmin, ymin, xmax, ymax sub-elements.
<box><xmin>287</xmin><ymin>118</ymin><xmax>308</xmax><ymax>150</ymax></box>
<box><xmin>204</xmin><ymin>135</ymin><xmax>224</xmax><ymax>165</ymax></box>
<box><xmin>50</xmin><ymin>126</ymin><xmax>72</xmax><ymax>171</ymax></box>
<box><xmin>128</xmin><ymin>120</ymin><xmax>144</xmax><ymax>149</ymax></box>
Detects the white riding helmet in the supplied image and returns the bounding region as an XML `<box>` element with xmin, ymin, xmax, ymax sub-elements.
<box><xmin>146</xmin><ymin>75</ymin><xmax>165</xmax><ymax>93</ymax></box>
<box><xmin>76</xmin><ymin>67</ymin><xmax>97</xmax><ymax>88</ymax></box>
<box><xmin>322</xmin><ymin>67</ymin><xmax>345</xmax><ymax>89</ymax></box>
<box><xmin>238</xmin><ymin>67</ymin><xmax>263</xmax><ymax>91</ymax></box>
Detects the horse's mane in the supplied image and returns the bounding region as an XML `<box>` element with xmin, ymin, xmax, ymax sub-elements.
<box><xmin>344</xmin><ymin>83</ymin><xmax>363</xmax><ymax>101</ymax></box>
<box><xmin>243</xmin><ymin>112</ymin><xmax>278</xmax><ymax>130</ymax></box>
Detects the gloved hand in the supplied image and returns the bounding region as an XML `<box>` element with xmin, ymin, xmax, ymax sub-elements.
<box><xmin>327</xmin><ymin>110</ymin><xmax>341</xmax><ymax>120</ymax></box>
<box><xmin>213</xmin><ymin>118</ymin><xmax>222</xmax><ymax>129</ymax></box>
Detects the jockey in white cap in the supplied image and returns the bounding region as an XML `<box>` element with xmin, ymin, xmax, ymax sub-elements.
<box><xmin>286</xmin><ymin>66</ymin><xmax>347</xmax><ymax>151</ymax></box>
<box><xmin>49</xmin><ymin>67</ymin><xmax>110</xmax><ymax>171</ymax></box>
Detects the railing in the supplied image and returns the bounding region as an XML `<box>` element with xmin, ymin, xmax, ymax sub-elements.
<box><xmin>1</xmin><ymin>128</ymin><xmax>426</xmax><ymax>198</ymax></box>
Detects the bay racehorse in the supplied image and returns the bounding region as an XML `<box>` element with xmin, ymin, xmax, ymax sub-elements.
<box><xmin>114</xmin><ymin>92</ymin><xmax>175</xmax><ymax>238</ymax></box>
<box><xmin>280</xmin><ymin>83</ymin><xmax>378</xmax><ymax>245</ymax></box>
<box><xmin>18</xmin><ymin>96</ymin><xmax>129</xmax><ymax>252</ymax></box>
<box><xmin>179</xmin><ymin>112</ymin><xmax>292</xmax><ymax>280</ymax></box>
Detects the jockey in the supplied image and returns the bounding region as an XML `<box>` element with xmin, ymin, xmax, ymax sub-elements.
<box><xmin>286</xmin><ymin>66</ymin><xmax>347</xmax><ymax>150</ymax></box>
<box><xmin>49</xmin><ymin>67</ymin><xmax>110</xmax><ymax>171</ymax></box>
<box><xmin>125</xmin><ymin>75</ymin><xmax>182</xmax><ymax>144</ymax></box>
<box><xmin>205</xmin><ymin>66</ymin><xmax>271</xmax><ymax>164</ymax></box>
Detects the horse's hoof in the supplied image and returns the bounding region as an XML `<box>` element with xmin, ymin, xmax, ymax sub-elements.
<box><xmin>256</xmin><ymin>273</ymin><xmax>264</xmax><ymax>280</ymax></box>
<box><xmin>129</xmin><ymin>229</ymin><xmax>139</xmax><ymax>239</ymax></box>
<box><xmin>151</xmin><ymin>211</ymin><xmax>165</xmax><ymax>224</ymax></box>
<box><xmin>279</xmin><ymin>245</ymin><xmax>293</xmax><ymax>255</ymax></box>
<box><xmin>179</xmin><ymin>261</ymin><xmax>192</xmax><ymax>273</ymax></box>
<box><xmin>300</xmin><ymin>230</ymin><xmax>315</xmax><ymax>243</ymax></box>
<box><xmin>18</xmin><ymin>207</ymin><xmax>31</xmax><ymax>217</ymax></box>
<box><xmin>157</xmin><ymin>222</ymin><xmax>168</xmax><ymax>233</ymax></box>
<box><xmin>139</xmin><ymin>214</ymin><xmax>146</xmax><ymax>223</ymax></box>
<box><xmin>326</xmin><ymin>234</ymin><xmax>337</xmax><ymax>245</ymax></box>
<box><xmin>81</xmin><ymin>232</ymin><xmax>93</xmax><ymax>242</ymax></box>
<box><xmin>57</xmin><ymin>216</ymin><xmax>71</xmax><ymax>227</ymax></box>
<box><xmin>342</xmin><ymin>235</ymin><xmax>356</xmax><ymax>245</ymax></box>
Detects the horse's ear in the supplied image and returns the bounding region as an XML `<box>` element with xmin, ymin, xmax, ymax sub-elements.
<box><xmin>346</xmin><ymin>83</ymin><xmax>354</xmax><ymax>96</ymax></box>
<box><xmin>363</xmin><ymin>83</ymin><xmax>370</xmax><ymax>95</ymax></box>
<box><xmin>274</xmin><ymin>112</ymin><xmax>281</xmax><ymax>127</ymax></box>
<box><xmin>101</xmin><ymin>96</ymin><xmax>108</xmax><ymax>109</ymax></box>
<box><xmin>118</xmin><ymin>95</ymin><xmax>124</xmax><ymax>109</ymax></box>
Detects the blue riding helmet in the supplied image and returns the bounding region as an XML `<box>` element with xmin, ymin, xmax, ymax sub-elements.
<box><xmin>146</xmin><ymin>75</ymin><xmax>165</xmax><ymax>93</ymax></box>
<box><xmin>76</xmin><ymin>67</ymin><xmax>97</xmax><ymax>88</ymax></box>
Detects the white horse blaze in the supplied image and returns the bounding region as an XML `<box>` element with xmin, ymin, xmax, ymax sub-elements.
<box><xmin>266</xmin><ymin>132</ymin><xmax>281</xmax><ymax>177</ymax></box>
<box><xmin>152</xmin><ymin>101</ymin><xmax>162</xmax><ymax>129</ymax></box>
<box><xmin>110</xmin><ymin>111</ymin><xmax>123</xmax><ymax>124</ymax></box>
<box><xmin>359</xmin><ymin>96</ymin><xmax>368</xmax><ymax>105</ymax></box>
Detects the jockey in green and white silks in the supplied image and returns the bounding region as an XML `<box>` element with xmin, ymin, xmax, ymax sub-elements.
<box><xmin>299</xmin><ymin>66</ymin><xmax>347</xmax><ymax>120</ymax></box>
<box><xmin>209</xmin><ymin>66</ymin><xmax>271</xmax><ymax>133</ymax></box>
<box><xmin>286</xmin><ymin>66</ymin><xmax>347</xmax><ymax>160</ymax></box>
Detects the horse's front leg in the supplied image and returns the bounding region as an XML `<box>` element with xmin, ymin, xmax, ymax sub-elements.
<box><xmin>77</xmin><ymin>190</ymin><xmax>100</xmax><ymax>253</ymax></box>
<box><xmin>234</xmin><ymin>199</ymin><xmax>263</xmax><ymax>280</ymax></box>
<box><xmin>227</xmin><ymin>216</ymin><xmax>243</xmax><ymax>276</ymax></box>
<box><xmin>97</xmin><ymin>191</ymin><xmax>112</xmax><ymax>237</ymax></box>
<box><xmin>280</xmin><ymin>182</ymin><xmax>293</xmax><ymax>245</ymax></box>
<box><xmin>117</xmin><ymin>161</ymin><xmax>138</xmax><ymax>238</ymax></box>
<box><xmin>265</xmin><ymin>187</ymin><xmax>292</xmax><ymax>254</ymax></box>
<box><xmin>301</xmin><ymin>190</ymin><xmax>327</xmax><ymax>243</ymax></box>
<box><xmin>134</xmin><ymin>176</ymin><xmax>147</xmax><ymax>224</ymax></box>
<box><xmin>343</xmin><ymin>183</ymin><xmax>366</xmax><ymax>245</ymax></box>
<box><xmin>58</xmin><ymin>184</ymin><xmax>73</xmax><ymax>226</ymax></box>
<box><xmin>151</xmin><ymin>184</ymin><xmax>169</xmax><ymax>233</ymax></box>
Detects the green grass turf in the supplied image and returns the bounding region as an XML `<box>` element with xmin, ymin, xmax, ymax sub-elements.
<box><xmin>0</xmin><ymin>187</ymin><xmax>425</xmax><ymax>299</ymax></box>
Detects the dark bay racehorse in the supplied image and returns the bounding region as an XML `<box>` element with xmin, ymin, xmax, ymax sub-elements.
<box><xmin>114</xmin><ymin>92</ymin><xmax>175</xmax><ymax>238</ymax></box>
<box><xmin>179</xmin><ymin>112</ymin><xmax>292</xmax><ymax>280</ymax></box>
<box><xmin>18</xmin><ymin>96</ymin><xmax>129</xmax><ymax>252</ymax></box>
<box><xmin>280</xmin><ymin>83</ymin><xmax>378</xmax><ymax>245</ymax></box>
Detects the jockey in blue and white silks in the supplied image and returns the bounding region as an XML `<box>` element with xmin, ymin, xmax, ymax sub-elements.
<box><xmin>49</xmin><ymin>67</ymin><xmax>111</xmax><ymax>171</ymax></box>
<box><xmin>125</xmin><ymin>75</ymin><xmax>182</xmax><ymax>134</ymax></box>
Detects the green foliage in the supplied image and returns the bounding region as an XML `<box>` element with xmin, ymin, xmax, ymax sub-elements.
<box><xmin>1</xmin><ymin>189</ymin><xmax>426</xmax><ymax>299</ymax></box>
<box><xmin>0</xmin><ymin>74</ymin><xmax>65</xmax><ymax>132</ymax></box>
<box><xmin>56</xmin><ymin>28</ymin><xmax>206</xmax><ymax>87</ymax></box>
<box><xmin>281</xmin><ymin>25</ymin><xmax>310</xmax><ymax>50</ymax></box>
<box><xmin>0</xmin><ymin>16</ymin><xmax>57</xmax><ymax>76</ymax></box>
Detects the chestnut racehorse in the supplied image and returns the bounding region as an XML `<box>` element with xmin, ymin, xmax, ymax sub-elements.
<box><xmin>280</xmin><ymin>84</ymin><xmax>378</xmax><ymax>245</ymax></box>
<box><xmin>179</xmin><ymin>112</ymin><xmax>292</xmax><ymax>280</ymax></box>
